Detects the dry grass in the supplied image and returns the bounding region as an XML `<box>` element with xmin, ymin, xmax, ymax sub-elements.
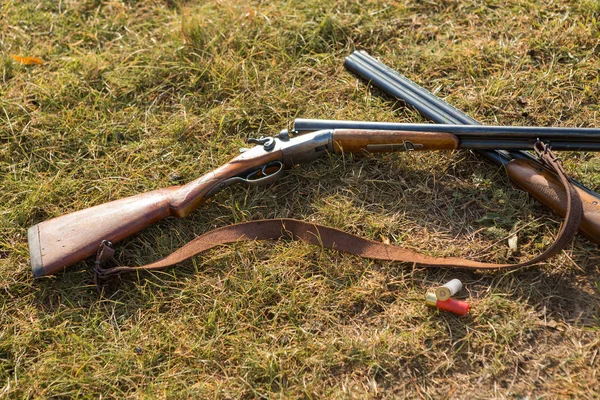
<box><xmin>1</xmin><ymin>0</ymin><xmax>599</xmax><ymax>398</ymax></box>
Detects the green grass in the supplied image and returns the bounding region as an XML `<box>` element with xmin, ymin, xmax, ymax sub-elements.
<box><xmin>1</xmin><ymin>0</ymin><xmax>599</xmax><ymax>398</ymax></box>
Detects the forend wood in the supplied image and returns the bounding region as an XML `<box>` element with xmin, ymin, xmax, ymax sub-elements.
<box><xmin>331</xmin><ymin>129</ymin><xmax>460</xmax><ymax>153</ymax></box>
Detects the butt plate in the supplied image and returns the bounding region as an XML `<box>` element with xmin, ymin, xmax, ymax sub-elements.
<box><xmin>28</xmin><ymin>224</ymin><xmax>45</xmax><ymax>278</ymax></box>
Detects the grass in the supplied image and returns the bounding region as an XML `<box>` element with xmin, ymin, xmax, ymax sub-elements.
<box><xmin>1</xmin><ymin>0</ymin><xmax>599</xmax><ymax>398</ymax></box>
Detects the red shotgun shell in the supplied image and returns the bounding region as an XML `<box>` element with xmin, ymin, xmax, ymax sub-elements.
<box><xmin>425</xmin><ymin>292</ymin><xmax>470</xmax><ymax>316</ymax></box>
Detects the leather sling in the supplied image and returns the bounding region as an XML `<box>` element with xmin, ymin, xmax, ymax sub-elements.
<box><xmin>94</xmin><ymin>143</ymin><xmax>583</xmax><ymax>280</ymax></box>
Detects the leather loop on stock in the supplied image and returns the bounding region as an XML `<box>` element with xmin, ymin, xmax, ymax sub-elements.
<box><xmin>94</xmin><ymin>144</ymin><xmax>583</xmax><ymax>280</ymax></box>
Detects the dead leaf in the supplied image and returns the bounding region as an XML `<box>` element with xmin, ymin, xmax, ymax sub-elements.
<box><xmin>12</xmin><ymin>55</ymin><xmax>44</xmax><ymax>65</ymax></box>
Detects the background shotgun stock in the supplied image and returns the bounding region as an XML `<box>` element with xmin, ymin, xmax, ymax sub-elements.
<box><xmin>341</xmin><ymin>51</ymin><xmax>600</xmax><ymax>245</ymax></box>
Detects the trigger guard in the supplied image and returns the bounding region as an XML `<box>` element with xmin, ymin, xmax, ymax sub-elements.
<box><xmin>205</xmin><ymin>161</ymin><xmax>285</xmax><ymax>198</ymax></box>
<box><xmin>244</xmin><ymin>161</ymin><xmax>285</xmax><ymax>186</ymax></box>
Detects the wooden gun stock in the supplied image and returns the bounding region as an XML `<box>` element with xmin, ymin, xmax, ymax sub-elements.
<box><xmin>29</xmin><ymin>148</ymin><xmax>283</xmax><ymax>277</ymax></box>
<box><xmin>506</xmin><ymin>159</ymin><xmax>600</xmax><ymax>245</ymax></box>
<box><xmin>28</xmin><ymin>188</ymin><xmax>177</xmax><ymax>277</ymax></box>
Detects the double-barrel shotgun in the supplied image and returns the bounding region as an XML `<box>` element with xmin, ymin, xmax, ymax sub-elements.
<box><xmin>28</xmin><ymin>124</ymin><xmax>600</xmax><ymax>277</ymax></box>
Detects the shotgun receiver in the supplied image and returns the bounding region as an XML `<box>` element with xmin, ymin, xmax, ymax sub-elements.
<box><xmin>28</xmin><ymin>126</ymin><xmax>600</xmax><ymax>277</ymax></box>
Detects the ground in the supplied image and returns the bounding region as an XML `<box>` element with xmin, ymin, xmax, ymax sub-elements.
<box><xmin>1</xmin><ymin>0</ymin><xmax>599</xmax><ymax>398</ymax></box>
